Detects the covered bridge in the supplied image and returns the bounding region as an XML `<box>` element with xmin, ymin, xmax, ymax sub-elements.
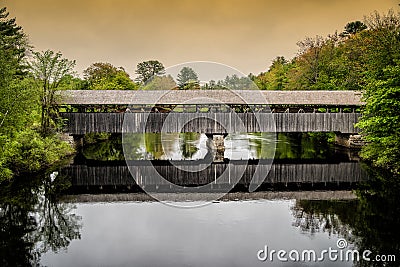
<box><xmin>56</xmin><ymin>90</ymin><xmax>364</xmax><ymax>135</ymax></box>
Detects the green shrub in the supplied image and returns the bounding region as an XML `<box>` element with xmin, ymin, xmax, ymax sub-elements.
<box><xmin>1</xmin><ymin>129</ymin><xmax>74</xmax><ymax>177</ymax></box>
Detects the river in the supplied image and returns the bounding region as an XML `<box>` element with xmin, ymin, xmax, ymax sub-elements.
<box><xmin>0</xmin><ymin>133</ymin><xmax>398</xmax><ymax>266</ymax></box>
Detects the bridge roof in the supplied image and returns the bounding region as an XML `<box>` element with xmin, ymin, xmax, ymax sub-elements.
<box><xmin>57</xmin><ymin>90</ymin><xmax>363</xmax><ymax>106</ymax></box>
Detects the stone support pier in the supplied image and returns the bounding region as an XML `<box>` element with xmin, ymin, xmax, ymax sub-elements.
<box><xmin>205</xmin><ymin>133</ymin><xmax>227</xmax><ymax>162</ymax></box>
<box><xmin>335</xmin><ymin>133</ymin><xmax>365</xmax><ymax>149</ymax></box>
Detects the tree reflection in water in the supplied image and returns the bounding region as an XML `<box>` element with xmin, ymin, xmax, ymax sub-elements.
<box><xmin>292</xmin><ymin>167</ymin><xmax>400</xmax><ymax>266</ymax></box>
<box><xmin>292</xmin><ymin>199</ymin><xmax>357</xmax><ymax>241</ymax></box>
<box><xmin>0</xmin><ymin>170</ymin><xmax>81</xmax><ymax>266</ymax></box>
<box><xmin>180</xmin><ymin>132</ymin><xmax>200</xmax><ymax>159</ymax></box>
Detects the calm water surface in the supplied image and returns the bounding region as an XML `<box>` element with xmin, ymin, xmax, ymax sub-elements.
<box><xmin>41</xmin><ymin>200</ymin><xmax>351</xmax><ymax>267</ymax></box>
<box><xmin>1</xmin><ymin>133</ymin><xmax>398</xmax><ymax>266</ymax></box>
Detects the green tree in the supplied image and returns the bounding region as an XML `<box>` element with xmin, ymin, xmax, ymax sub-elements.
<box><xmin>145</xmin><ymin>133</ymin><xmax>164</xmax><ymax>159</ymax></box>
<box><xmin>0</xmin><ymin>7</ymin><xmax>74</xmax><ymax>181</ymax></box>
<box><xmin>266</xmin><ymin>57</ymin><xmax>290</xmax><ymax>90</ymax></box>
<box><xmin>201</xmin><ymin>79</ymin><xmax>226</xmax><ymax>90</ymax></box>
<box><xmin>357</xmin><ymin>65</ymin><xmax>400</xmax><ymax>173</ymax></box>
<box><xmin>58</xmin><ymin>74</ymin><xmax>87</xmax><ymax>90</ymax></box>
<box><xmin>354</xmin><ymin>10</ymin><xmax>400</xmax><ymax>173</ymax></box>
<box><xmin>83</xmin><ymin>62</ymin><xmax>118</xmax><ymax>82</ymax></box>
<box><xmin>135</xmin><ymin>60</ymin><xmax>165</xmax><ymax>84</ymax></box>
<box><xmin>177</xmin><ymin>67</ymin><xmax>200</xmax><ymax>90</ymax></box>
<box><xmin>82</xmin><ymin>134</ymin><xmax>125</xmax><ymax>161</ymax></box>
<box><xmin>221</xmin><ymin>74</ymin><xmax>254</xmax><ymax>90</ymax></box>
<box><xmin>0</xmin><ymin>7</ymin><xmax>29</xmax><ymax>75</ymax></box>
<box><xmin>0</xmin><ymin>78</ymin><xmax>38</xmax><ymax>134</ymax></box>
<box><xmin>83</xmin><ymin>62</ymin><xmax>137</xmax><ymax>90</ymax></box>
<box><xmin>343</xmin><ymin>21</ymin><xmax>367</xmax><ymax>35</ymax></box>
<box><xmin>285</xmin><ymin>33</ymin><xmax>360</xmax><ymax>90</ymax></box>
<box><xmin>359</xmin><ymin>10</ymin><xmax>400</xmax><ymax>79</ymax></box>
<box><xmin>0</xmin><ymin>6</ymin><xmax>36</xmax><ymax>180</ymax></box>
<box><xmin>29</xmin><ymin>50</ymin><xmax>76</xmax><ymax>134</ymax></box>
<box><xmin>286</xmin><ymin>35</ymin><xmax>328</xmax><ymax>90</ymax></box>
<box><xmin>141</xmin><ymin>75</ymin><xmax>177</xmax><ymax>90</ymax></box>
<box><xmin>0</xmin><ymin>6</ymin><xmax>34</xmax><ymax>134</ymax></box>
<box><xmin>255</xmin><ymin>57</ymin><xmax>291</xmax><ymax>90</ymax></box>
<box><xmin>254</xmin><ymin>71</ymin><xmax>268</xmax><ymax>90</ymax></box>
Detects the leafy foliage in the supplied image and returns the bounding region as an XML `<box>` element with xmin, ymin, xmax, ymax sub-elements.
<box><xmin>135</xmin><ymin>60</ymin><xmax>165</xmax><ymax>84</ymax></box>
<box><xmin>222</xmin><ymin>74</ymin><xmax>254</xmax><ymax>90</ymax></box>
<box><xmin>255</xmin><ymin>57</ymin><xmax>292</xmax><ymax>90</ymax></box>
<box><xmin>141</xmin><ymin>75</ymin><xmax>177</xmax><ymax>90</ymax></box>
<box><xmin>353</xmin><ymin>10</ymin><xmax>400</xmax><ymax>173</ymax></box>
<box><xmin>83</xmin><ymin>134</ymin><xmax>125</xmax><ymax>161</ymax></box>
<box><xmin>254</xmin><ymin>29</ymin><xmax>365</xmax><ymax>91</ymax></box>
<box><xmin>343</xmin><ymin>21</ymin><xmax>367</xmax><ymax>35</ymax></box>
<box><xmin>251</xmin><ymin>9</ymin><xmax>400</xmax><ymax>172</ymax></box>
<box><xmin>0</xmin><ymin>6</ymin><xmax>75</xmax><ymax>181</ymax></box>
<box><xmin>4</xmin><ymin>129</ymin><xmax>73</xmax><ymax>175</ymax></box>
<box><xmin>29</xmin><ymin>50</ymin><xmax>76</xmax><ymax>134</ymax></box>
<box><xmin>83</xmin><ymin>62</ymin><xmax>137</xmax><ymax>90</ymax></box>
<box><xmin>357</xmin><ymin>65</ymin><xmax>400</xmax><ymax>173</ymax></box>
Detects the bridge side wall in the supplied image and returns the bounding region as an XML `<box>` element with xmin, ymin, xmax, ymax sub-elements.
<box><xmin>60</xmin><ymin>112</ymin><xmax>361</xmax><ymax>134</ymax></box>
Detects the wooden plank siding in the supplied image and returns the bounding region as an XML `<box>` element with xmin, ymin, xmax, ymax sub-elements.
<box><xmin>60</xmin><ymin>112</ymin><xmax>361</xmax><ymax>134</ymax></box>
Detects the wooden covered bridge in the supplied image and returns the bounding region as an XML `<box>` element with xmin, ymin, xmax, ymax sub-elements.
<box><xmin>57</xmin><ymin>90</ymin><xmax>363</xmax><ymax>136</ymax></box>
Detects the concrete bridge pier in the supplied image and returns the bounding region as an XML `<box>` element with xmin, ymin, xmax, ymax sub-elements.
<box><xmin>205</xmin><ymin>133</ymin><xmax>228</xmax><ymax>162</ymax></box>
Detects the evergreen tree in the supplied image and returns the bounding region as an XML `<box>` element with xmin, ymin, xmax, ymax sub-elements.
<box><xmin>0</xmin><ymin>7</ymin><xmax>28</xmax><ymax>75</ymax></box>
<box><xmin>176</xmin><ymin>67</ymin><xmax>200</xmax><ymax>90</ymax></box>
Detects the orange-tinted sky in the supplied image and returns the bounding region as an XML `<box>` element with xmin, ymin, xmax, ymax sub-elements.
<box><xmin>3</xmin><ymin>0</ymin><xmax>399</xmax><ymax>77</ymax></box>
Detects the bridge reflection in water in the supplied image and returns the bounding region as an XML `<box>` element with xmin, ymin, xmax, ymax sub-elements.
<box><xmin>61</xmin><ymin>159</ymin><xmax>368</xmax><ymax>194</ymax></box>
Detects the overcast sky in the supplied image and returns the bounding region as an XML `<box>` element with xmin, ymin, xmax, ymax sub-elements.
<box><xmin>4</xmin><ymin>0</ymin><xmax>398</xmax><ymax>77</ymax></box>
